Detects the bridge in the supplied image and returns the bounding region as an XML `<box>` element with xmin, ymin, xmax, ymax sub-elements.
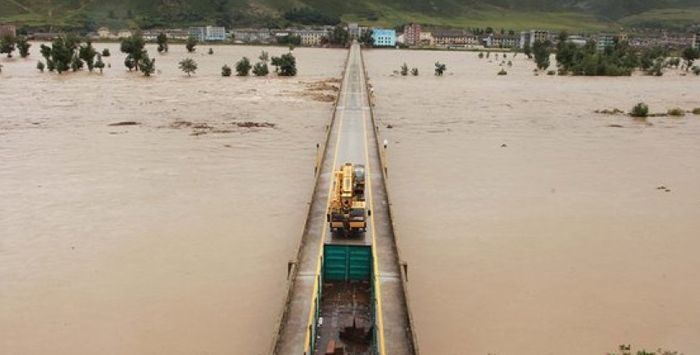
<box><xmin>270</xmin><ymin>43</ymin><xmax>418</xmax><ymax>355</ymax></box>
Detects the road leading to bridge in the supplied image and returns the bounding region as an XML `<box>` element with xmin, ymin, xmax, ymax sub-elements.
<box><xmin>272</xmin><ymin>43</ymin><xmax>416</xmax><ymax>355</ymax></box>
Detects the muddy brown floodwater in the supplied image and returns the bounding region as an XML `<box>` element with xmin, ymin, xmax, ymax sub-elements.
<box><xmin>0</xmin><ymin>43</ymin><xmax>345</xmax><ymax>355</ymax></box>
<box><xmin>365</xmin><ymin>49</ymin><xmax>700</xmax><ymax>355</ymax></box>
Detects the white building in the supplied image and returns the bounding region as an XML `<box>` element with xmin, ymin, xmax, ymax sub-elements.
<box><xmin>297</xmin><ymin>29</ymin><xmax>329</xmax><ymax>46</ymax></box>
<box><xmin>231</xmin><ymin>28</ymin><xmax>272</xmax><ymax>43</ymax></box>
<box><xmin>189</xmin><ymin>26</ymin><xmax>226</xmax><ymax>42</ymax></box>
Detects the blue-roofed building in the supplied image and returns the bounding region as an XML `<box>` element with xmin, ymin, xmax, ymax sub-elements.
<box><xmin>372</xmin><ymin>28</ymin><xmax>396</xmax><ymax>47</ymax></box>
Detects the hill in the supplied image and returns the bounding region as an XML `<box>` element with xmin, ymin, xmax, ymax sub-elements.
<box><xmin>1</xmin><ymin>0</ymin><xmax>699</xmax><ymax>33</ymax></box>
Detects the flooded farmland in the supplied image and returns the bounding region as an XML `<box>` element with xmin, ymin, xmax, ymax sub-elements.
<box><xmin>364</xmin><ymin>49</ymin><xmax>700</xmax><ymax>355</ymax></box>
<box><xmin>0</xmin><ymin>43</ymin><xmax>345</xmax><ymax>355</ymax></box>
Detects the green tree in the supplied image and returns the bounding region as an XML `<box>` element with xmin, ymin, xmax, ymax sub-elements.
<box><xmin>179</xmin><ymin>58</ymin><xmax>197</xmax><ymax>76</ymax></box>
<box><xmin>186</xmin><ymin>36</ymin><xmax>197</xmax><ymax>53</ymax></box>
<box><xmin>70</xmin><ymin>53</ymin><xmax>83</xmax><ymax>72</ymax></box>
<box><xmin>37</xmin><ymin>61</ymin><xmax>45</xmax><ymax>72</ymax></box>
<box><xmin>631</xmin><ymin>103</ymin><xmax>649</xmax><ymax>118</ymax></box>
<box><xmin>222</xmin><ymin>64</ymin><xmax>231</xmax><ymax>77</ymax></box>
<box><xmin>102</xmin><ymin>48</ymin><xmax>111</xmax><ymax>57</ymax></box>
<box><xmin>359</xmin><ymin>29</ymin><xmax>374</xmax><ymax>47</ymax></box>
<box><xmin>0</xmin><ymin>33</ymin><xmax>16</xmax><ymax>58</ymax></box>
<box><xmin>95</xmin><ymin>54</ymin><xmax>105</xmax><ymax>73</ymax></box>
<box><xmin>434</xmin><ymin>62</ymin><xmax>446</xmax><ymax>76</ymax></box>
<box><xmin>259</xmin><ymin>50</ymin><xmax>269</xmax><ymax>63</ymax></box>
<box><xmin>252</xmin><ymin>62</ymin><xmax>269</xmax><ymax>76</ymax></box>
<box><xmin>157</xmin><ymin>32</ymin><xmax>168</xmax><ymax>53</ymax></box>
<box><xmin>208</xmin><ymin>47</ymin><xmax>214</xmax><ymax>55</ymax></box>
<box><xmin>328</xmin><ymin>25</ymin><xmax>349</xmax><ymax>46</ymax></box>
<box><xmin>532</xmin><ymin>40</ymin><xmax>551</xmax><ymax>70</ymax></box>
<box><xmin>41</xmin><ymin>37</ymin><xmax>77</xmax><ymax>74</ymax></box>
<box><xmin>681</xmin><ymin>47</ymin><xmax>700</xmax><ymax>71</ymax></box>
<box><xmin>120</xmin><ymin>33</ymin><xmax>146</xmax><ymax>71</ymax></box>
<box><xmin>16</xmin><ymin>36</ymin><xmax>31</xmax><ymax>58</ymax></box>
<box><xmin>79</xmin><ymin>42</ymin><xmax>98</xmax><ymax>72</ymax></box>
<box><xmin>271</xmin><ymin>53</ymin><xmax>297</xmax><ymax>76</ymax></box>
<box><xmin>523</xmin><ymin>42</ymin><xmax>532</xmax><ymax>59</ymax></box>
<box><xmin>236</xmin><ymin>57</ymin><xmax>252</xmax><ymax>76</ymax></box>
<box><xmin>140</xmin><ymin>54</ymin><xmax>156</xmax><ymax>76</ymax></box>
<box><xmin>400</xmin><ymin>63</ymin><xmax>408</xmax><ymax>76</ymax></box>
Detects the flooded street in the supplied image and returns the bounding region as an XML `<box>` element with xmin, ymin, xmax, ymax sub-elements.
<box><xmin>365</xmin><ymin>49</ymin><xmax>700</xmax><ymax>355</ymax></box>
<box><xmin>0</xmin><ymin>43</ymin><xmax>345</xmax><ymax>355</ymax></box>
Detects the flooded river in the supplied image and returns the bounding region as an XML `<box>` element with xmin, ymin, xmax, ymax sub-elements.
<box><xmin>0</xmin><ymin>43</ymin><xmax>345</xmax><ymax>355</ymax></box>
<box><xmin>364</xmin><ymin>49</ymin><xmax>700</xmax><ymax>354</ymax></box>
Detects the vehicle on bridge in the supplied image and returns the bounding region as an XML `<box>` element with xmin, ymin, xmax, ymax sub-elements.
<box><xmin>327</xmin><ymin>163</ymin><xmax>367</xmax><ymax>234</ymax></box>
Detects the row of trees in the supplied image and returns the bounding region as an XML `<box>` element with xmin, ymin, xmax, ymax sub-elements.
<box><xmin>1</xmin><ymin>33</ymin><xmax>32</xmax><ymax>58</ymax></box>
<box><xmin>529</xmin><ymin>32</ymin><xmax>700</xmax><ymax>76</ymax></box>
<box><xmin>37</xmin><ymin>36</ymin><xmax>105</xmax><ymax>74</ymax></box>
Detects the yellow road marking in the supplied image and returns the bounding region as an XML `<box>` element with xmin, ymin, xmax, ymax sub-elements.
<box><xmin>359</xmin><ymin>57</ymin><xmax>387</xmax><ymax>355</ymax></box>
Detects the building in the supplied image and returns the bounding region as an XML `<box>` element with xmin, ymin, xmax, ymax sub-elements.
<box><xmin>404</xmin><ymin>23</ymin><xmax>421</xmax><ymax>46</ymax></box>
<box><xmin>189</xmin><ymin>26</ymin><xmax>226</xmax><ymax>41</ymax></box>
<box><xmin>693</xmin><ymin>33</ymin><xmax>700</xmax><ymax>50</ymax></box>
<box><xmin>486</xmin><ymin>34</ymin><xmax>519</xmax><ymax>48</ymax></box>
<box><xmin>0</xmin><ymin>24</ymin><xmax>16</xmax><ymax>37</ymax></box>
<box><xmin>205</xmin><ymin>26</ymin><xmax>226</xmax><ymax>41</ymax></box>
<box><xmin>419</xmin><ymin>31</ymin><xmax>434</xmax><ymax>46</ymax></box>
<box><xmin>432</xmin><ymin>30</ymin><xmax>478</xmax><ymax>47</ymax></box>
<box><xmin>97</xmin><ymin>27</ymin><xmax>111</xmax><ymax>39</ymax></box>
<box><xmin>297</xmin><ymin>29</ymin><xmax>330</xmax><ymax>46</ymax></box>
<box><xmin>231</xmin><ymin>28</ymin><xmax>272</xmax><ymax>43</ymax></box>
<box><xmin>117</xmin><ymin>29</ymin><xmax>133</xmax><ymax>38</ymax></box>
<box><xmin>348</xmin><ymin>23</ymin><xmax>360</xmax><ymax>38</ymax></box>
<box><xmin>597</xmin><ymin>33</ymin><xmax>615</xmax><ymax>52</ymax></box>
<box><xmin>165</xmin><ymin>29</ymin><xmax>190</xmax><ymax>40</ymax></box>
<box><xmin>371</xmin><ymin>28</ymin><xmax>396</xmax><ymax>47</ymax></box>
<box><xmin>567</xmin><ymin>35</ymin><xmax>588</xmax><ymax>46</ymax></box>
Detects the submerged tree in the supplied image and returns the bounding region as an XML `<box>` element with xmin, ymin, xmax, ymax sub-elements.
<box><xmin>221</xmin><ymin>64</ymin><xmax>232</xmax><ymax>77</ymax></box>
<box><xmin>157</xmin><ymin>32</ymin><xmax>168</xmax><ymax>53</ymax></box>
<box><xmin>252</xmin><ymin>62</ymin><xmax>269</xmax><ymax>76</ymax></box>
<box><xmin>270</xmin><ymin>53</ymin><xmax>297</xmax><ymax>76</ymax></box>
<box><xmin>259</xmin><ymin>50</ymin><xmax>269</xmax><ymax>63</ymax></box>
<box><xmin>120</xmin><ymin>33</ymin><xmax>146</xmax><ymax>71</ymax></box>
<box><xmin>532</xmin><ymin>40</ymin><xmax>551</xmax><ymax>70</ymax></box>
<box><xmin>179</xmin><ymin>58</ymin><xmax>197</xmax><ymax>76</ymax></box>
<box><xmin>95</xmin><ymin>54</ymin><xmax>105</xmax><ymax>73</ymax></box>
<box><xmin>236</xmin><ymin>57</ymin><xmax>251</xmax><ymax>76</ymax></box>
<box><xmin>0</xmin><ymin>33</ymin><xmax>16</xmax><ymax>58</ymax></box>
<box><xmin>36</xmin><ymin>60</ymin><xmax>45</xmax><ymax>72</ymax></box>
<box><xmin>186</xmin><ymin>36</ymin><xmax>197</xmax><ymax>53</ymax></box>
<box><xmin>410</xmin><ymin>67</ymin><xmax>419</xmax><ymax>76</ymax></box>
<box><xmin>681</xmin><ymin>46</ymin><xmax>700</xmax><ymax>71</ymax></box>
<box><xmin>140</xmin><ymin>54</ymin><xmax>156</xmax><ymax>76</ymax></box>
<box><xmin>434</xmin><ymin>62</ymin><xmax>446</xmax><ymax>76</ymax></box>
<box><xmin>16</xmin><ymin>36</ymin><xmax>31</xmax><ymax>58</ymax></box>
<box><xmin>400</xmin><ymin>63</ymin><xmax>408</xmax><ymax>76</ymax></box>
<box><xmin>102</xmin><ymin>48</ymin><xmax>111</xmax><ymax>57</ymax></box>
<box><xmin>79</xmin><ymin>42</ymin><xmax>98</xmax><ymax>72</ymax></box>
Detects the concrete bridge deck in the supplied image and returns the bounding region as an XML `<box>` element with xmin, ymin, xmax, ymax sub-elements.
<box><xmin>272</xmin><ymin>43</ymin><xmax>416</xmax><ymax>355</ymax></box>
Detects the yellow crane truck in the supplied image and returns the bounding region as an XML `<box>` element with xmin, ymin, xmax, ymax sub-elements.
<box><xmin>327</xmin><ymin>163</ymin><xmax>367</xmax><ymax>234</ymax></box>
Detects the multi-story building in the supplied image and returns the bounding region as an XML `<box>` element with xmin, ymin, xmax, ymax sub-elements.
<box><xmin>597</xmin><ymin>33</ymin><xmax>616</xmax><ymax>52</ymax></box>
<box><xmin>231</xmin><ymin>28</ymin><xmax>272</xmax><ymax>43</ymax></box>
<box><xmin>372</xmin><ymin>28</ymin><xmax>397</xmax><ymax>47</ymax></box>
<box><xmin>0</xmin><ymin>24</ymin><xmax>16</xmax><ymax>37</ymax></box>
<box><xmin>117</xmin><ymin>29</ymin><xmax>133</xmax><ymax>38</ymax></box>
<box><xmin>693</xmin><ymin>33</ymin><xmax>700</xmax><ymax>50</ymax></box>
<box><xmin>486</xmin><ymin>34</ymin><xmax>519</xmax><ymax>48</ymax></box>
<box><xmin>419</xmin><ymin>31</ymin><xmax>434</xmax><ymax>46</ymax></box>
<box><xmin>404</xmin><ymin>23</ymin><xmax>421</xmax><ymax>46</ymax></box>
<box><xmin>432</xmin><ymin>30</ymin><xmax>478</xmax><ymax>47</ymax></box>
<box><xmin>97</xmin><ymin>27</ymin><xmax>112</xmax><ymax>39</ymax></box>
<box><xmin>520</xmin><ymin>30</ymin><xmax>552</xmax><ymax>48</ymax></box>
<box><xmin>189</xmin><ymin>26</ymin><xmax>226</xmax><ymax>41</ymax></box>
<box><xmin>297</xmin><ymin>29</ymin><xmax>330</xmax><ymax>46</ymax></box>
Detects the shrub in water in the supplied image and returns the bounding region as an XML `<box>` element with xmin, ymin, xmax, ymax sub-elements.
<box><xmin>497</xmin><ymin>68</ymin><xmax>507</xmax><ymax>75</ymax></box>
<box><xmin>630</xmin><ymin>102</ymin><xmax>649</xmax><ymax>117</ymax></box>
<box><xmin>667</xmin><ymin>108</ymin><xmax>685</xmax><ymax>116</ymax></box>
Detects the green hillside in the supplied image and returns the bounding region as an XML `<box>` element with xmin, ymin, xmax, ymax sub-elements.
<box><xmin>1</xmin><ymin>0</ymin><xmax>699</xmax><ymax>32</ymax></box>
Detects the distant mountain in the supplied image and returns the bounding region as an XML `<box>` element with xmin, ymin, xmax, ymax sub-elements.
<box><xmin>1</xmin><ymin>0</ymin><xmax>699</xmax><ymax>32</ymax></box>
